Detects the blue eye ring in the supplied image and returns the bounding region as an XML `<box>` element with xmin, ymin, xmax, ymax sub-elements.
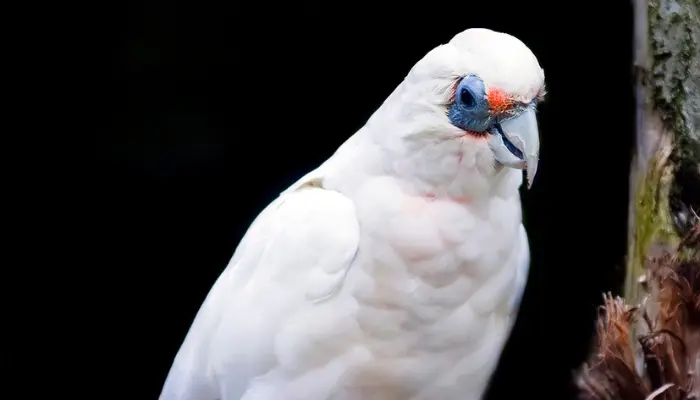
<box><xmin>459</xmin><ymin>87</ymin><xmax>477</xmax><ymax>109</ymax></box>
<box><xmin>447</xmin><ymin>75</ymin><xmax>492</xmax><ymax>132</ymax></box>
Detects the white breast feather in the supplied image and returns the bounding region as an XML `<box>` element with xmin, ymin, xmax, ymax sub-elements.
<box><xmin>160</xmin><ymin>174</ymin><xmax>530</xmax><ymax>400</ymax></box>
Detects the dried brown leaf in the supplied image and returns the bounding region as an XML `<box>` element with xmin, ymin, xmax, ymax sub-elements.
<box><xmin>575</xmin><ymin>223</ymin><xmax>700</xmax><ymax>400</ymax></box>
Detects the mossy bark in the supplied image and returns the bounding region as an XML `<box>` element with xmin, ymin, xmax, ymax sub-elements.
<box><xmin>575</xmin><ymin>4</ymin><xmax>699</xmax><ymax>396</ymax></box>
<box><xmin>625</xmin><ymin>0</ymin><xmax>700</xmax><ymax>367</ymax></box>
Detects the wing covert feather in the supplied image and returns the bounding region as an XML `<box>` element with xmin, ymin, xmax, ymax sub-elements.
<box><xmin>160</xmin><ymin>185</ymin><xmax>361</xmax><ymax>400</ymax></box>
<box><xmin>509</xmin><ymin>224</ymin><xmax>530</xmax><ymax>312</ymax></box>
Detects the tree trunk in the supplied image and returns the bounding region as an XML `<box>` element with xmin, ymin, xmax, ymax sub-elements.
<box><xmin>625</xmin><ymin>0</ymin><xmax>700</xmax><ymax>363</ymax></box>
<box><xmin>626</xmin><ymin>0</ymin><xmax>700</xmax><ymax>306</ymax></box>
<box><xmin>575</xmin><ymin>0</ymin><xmax>700</xmax><ymax>398</ymax></box>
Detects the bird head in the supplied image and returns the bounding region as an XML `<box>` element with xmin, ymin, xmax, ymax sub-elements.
<box><xmin>372</xmin><ymin>28</ymin><xmax>545</xmax><ymax>191</ymax></box>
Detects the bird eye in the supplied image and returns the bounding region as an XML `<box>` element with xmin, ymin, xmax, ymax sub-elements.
<box><xmin>460</xmin><ymin>87</ymin><xmax>476</xmax><ymax>109</ymax></box>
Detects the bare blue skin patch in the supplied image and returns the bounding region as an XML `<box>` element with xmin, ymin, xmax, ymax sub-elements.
<box><xmin>447</xmin><ymin>75</ymin><xmax>494</xmax><ymax>133</ymax></box>
<box><xmin>448</xmin><ymin>75</ymin><xmax>538</xmax><ymax>161</ymax></box>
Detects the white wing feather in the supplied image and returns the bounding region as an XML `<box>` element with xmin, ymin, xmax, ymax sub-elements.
<box><xmin>509</xmin><ymin>224</ymin><xmax>530</xmax><ymax>313</ymax></box>
<box><xmin>159</xmin><ymin>183</ymin><xmax>360</xmax><ymax>400</ymax></box>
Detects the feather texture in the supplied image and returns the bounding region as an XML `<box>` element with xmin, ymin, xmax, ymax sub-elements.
<box><xmin>160</xmin><ymin>170</ymin><xmax>528</xmax><ymax>399</ymax></box>
<box><xmin>160</xmin><ymin>186</ymin><xmax>361</xmax><ymax>399</ymax></box>
<box><xmin>160</xmin><ymin>27</ymin><xmax>542</xmax><ymax>400</ymax></box>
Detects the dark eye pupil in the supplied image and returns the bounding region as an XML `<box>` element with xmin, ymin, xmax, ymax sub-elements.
<box><xmin>460</xmin><ymin>88</ymin><xmax>476</xmax><ymax>108</ymax></box>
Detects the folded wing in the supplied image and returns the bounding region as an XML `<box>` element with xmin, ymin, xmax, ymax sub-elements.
<box><xmin>159</xmin><ymin>184</ymin><xmax>361</xmax><ymax>400</ymax></box>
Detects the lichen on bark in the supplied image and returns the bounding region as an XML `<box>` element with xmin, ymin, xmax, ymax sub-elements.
<box><xmin>627</xmin><ymin>0</ymin><xmax>700</xmax><ymax>306</ymax></box>
<box><xmin>576</xmin><ymin>1</ymin><xmax>700</xmax><ymax>397</ymax></box>
<box><xmin>648</xmin><ymin>0</ymin><xmax>700</xmax><ymax>239</ymax></box>
<box><xmin>625</xmin><ymin>151</ymin><xmax>676</xmax><ymax>307</ymax></box>
<box><xmin>648</xmin><ymin>0</ymin><xmax>698</xmax><ymax>141</ymax></box>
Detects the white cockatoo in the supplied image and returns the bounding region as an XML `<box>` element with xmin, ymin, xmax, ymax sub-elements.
<box><xmin>160</xmin><ymin>28</ymin><xmax>546</xmax><ymax>400</ymax></box>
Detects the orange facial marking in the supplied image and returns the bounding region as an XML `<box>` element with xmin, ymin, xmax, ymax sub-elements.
<box><xmin>461</xmin><ymin>130</ymin><xmax>489</xmax><ymax>139</ymax></box>
<box><xmin>450</xmin><ymin>196</ymin><xmax>471</xmax><ymax>204</ymax></box>
<box><xmin>447</xmin><ymin>79</ymin><xmax>460</xmax><ymax>104</ymax></box>
<box><xmin>422</xmin><ymin>193</ymin><xmax>471</xmax><ymax>205</ymax></box>
<box><xmin>486</xmin><ymin>88</ymin><xmax>514</xmax><ymax>114</ymax></box>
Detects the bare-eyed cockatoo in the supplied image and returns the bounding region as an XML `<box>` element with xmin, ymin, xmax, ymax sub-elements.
<box><xmin>160</xmin><ymin>28</ymin><xmax>546</xmax><ymax>400</ymax></box>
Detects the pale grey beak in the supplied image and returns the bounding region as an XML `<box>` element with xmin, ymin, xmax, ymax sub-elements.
<box><xmin>487</xmin><ymin>108</ymin><xmax>540</xmax><ymax>188</ymax></box>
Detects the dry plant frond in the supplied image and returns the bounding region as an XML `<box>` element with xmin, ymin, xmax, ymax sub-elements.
<box><xmin>575</xmin><ymin>222</ymin><xmax>700</xmax><ymax>400</ymax></box>
<box><xmin>576</xmin><ymin>293</ymin><xmax>650</xmax><ymax>400</ymax></box>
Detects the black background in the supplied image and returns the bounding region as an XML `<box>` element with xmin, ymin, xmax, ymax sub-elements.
<box><xmin>98</xmin><ymin>1</ymin><xmax>634</xmax><ymax>398</ymax></box>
